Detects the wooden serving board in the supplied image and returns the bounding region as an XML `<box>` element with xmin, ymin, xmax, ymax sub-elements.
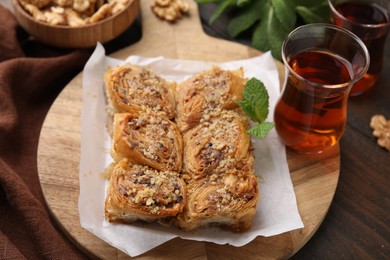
<box><xmin>37</xmin><ymin>0</ymin><xmax>340</xmax><ymax>259</ymax></box>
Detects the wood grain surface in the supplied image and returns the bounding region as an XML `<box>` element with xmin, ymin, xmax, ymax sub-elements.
<box><xmin>37</xmin><ymin>0</ymin><xmax>340</xmax><ymax>259</ymax></box>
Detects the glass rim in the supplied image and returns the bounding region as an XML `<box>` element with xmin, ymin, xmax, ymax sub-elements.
<box><xmin>281</xmin><ymin>23</ymin><xmax>370</xmax><ymax>89</ymax></box>
<box><xmin>328</xmin><ymin>0</ymin><xmax>390</xmax><ymax>29</ymax></box>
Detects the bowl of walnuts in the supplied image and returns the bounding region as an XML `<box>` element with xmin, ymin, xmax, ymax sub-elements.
<box><xmin>12</xmin><ymin>0</ymin><xmax>140</xmax><ymax>48</ymax></box>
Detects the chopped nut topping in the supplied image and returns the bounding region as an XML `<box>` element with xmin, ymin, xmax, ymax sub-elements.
<box><xmin>109</xmin><ymin>65</ymin><xmax>176</xmax><ymax>119</ymax></box>
<box><xmin>122</xmin><ymin>114</ymin><xmax>180</xmax><ymax>169</ymax></box>
<box><xmin>115</xmin><ymin>163</ymin><xmax>185</xmax><ymax>215</ymax></box>
<box><xmin>370</xmin><ymin>114</ymin><xmax>390</xmax><ymax>152</ymax></box>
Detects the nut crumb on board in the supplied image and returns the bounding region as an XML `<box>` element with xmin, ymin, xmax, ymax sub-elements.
<box><xmin>151</xmin><ymin>0</ymin><xmax>189</xmax><ymax>22</ymax></box>
<box><xmin>370</xmin><ymin>114</ymin><xmax>390</xmax><ymax>152</ymax></box>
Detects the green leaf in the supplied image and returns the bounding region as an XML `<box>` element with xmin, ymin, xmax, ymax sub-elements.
<box><xmin>209</xmin><ymin>0</ymin><xmax>236</xmax><ymax>24</ymax></box>
<box><xmin>252</xmin><ymin>2</ymin><xmax>272</xmax><ymax>51</ymax></box>
<box><xmin>239</xmin><ymin>78</ymin><xmax>269</xmax><ymax>123</ymax></box>
<box><xmin>271</xmin><ymin>0</ymin><xmax>296</xmax><ymax>31</ymax></box>
<box><xmin>236</xmin><ymin>0</ymin><xmax>250</xmax><ymax>7</ymax></box>
<box><xmin>253</xmin><ymin>3</ymin><xmax>290</xmax><ymax>60</ymax></box>
<box><xmin>254</xmin><ymin>90</ymin><xmax>269</xmax><ymax>123</ymax></box>
<box><xmin>237</xmin><ymin>78</ymin><xmax>274</xmax><ymax>140</ymax></box>
<box><xmin>291</xmin><ymin>0</ymin><xmax>326</xmax><ymax>8</ymax></box>
<box><xmin>295</xmin><ymin>6</ymin><xmax>327</xmax><ymax>23</ymax></box>
<box><xmin>227</xmin><ymin>0</ymin><xmax>264</xmax><ymax>38</ymax></box>
<box><xmin>242</xmin><ymin>78</ymin><xmax>262</xmax><ymax>102</ymax></box>
<box><xmin>247</xmin><ymin>122</ymin><xmax>275</xmax><ymax>140</ymax></box>
<box><xmin>197</xmin><ymin>0</ymin><xmax>331</xmax><ymax>61</ymax></box>
<box><xmin>236</xmin><ymin>100</ymin><xmax>257</xmax><ymax>121</ymax></box>
<box><xmin>268</xmin><ymin>7</ymin><xmax>290</xmax><ymax>60</ymax></box>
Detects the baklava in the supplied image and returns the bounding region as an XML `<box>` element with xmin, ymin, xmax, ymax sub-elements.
<box><xmin>105</xmin><ymin>159</ymin><xmax>187</xmax><ymax>223</ymax></box>
<box><xmin>175</xmin><ymin>66</ymin><xmax>246</xmax><ymax>132</ymax></box>
<box><xmin>182</xmin><ymin>109</ymin><xmax>253</xmax><ymax>181</ymax></box>
<box><xmin>105</xmin><ymin>64</ymin><xmax>176</xmax><ymax>119</ymax></box>
<box><xmin>177</xmin><ymin>168</ymin><xmax>259</xmax><ymax>232</ymax></box>
<box><xmin>111</xmin><ymin>112</ymin><xmax>183</xmax><ymax>172</ymax></box>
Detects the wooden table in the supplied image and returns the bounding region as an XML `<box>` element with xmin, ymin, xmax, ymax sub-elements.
<box><xmin>196</xmin><ymin>3</ymin><xmax>390</xmax><ymax>259</ymax></box>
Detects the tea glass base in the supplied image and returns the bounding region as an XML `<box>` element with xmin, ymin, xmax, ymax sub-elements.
<box><xmin>284</xmin><ymin>138</ymin><xmax>339</xmax><ymax>154</ymax></box>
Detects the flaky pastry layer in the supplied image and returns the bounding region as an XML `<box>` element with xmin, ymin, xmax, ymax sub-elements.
<box><xmin>105</xmin><ymin>159</ymin><xmax>186</xmax><ymax>223</ymax></box>
<box><xmin>111</xmin><ymin>112</ymin><xmax>183</xmax><ymax>172</ymax></box>
<box><xmin>105</xmin><ymin>64</ymin><xmax>176</xmax><ymax>119</ymax></box>
<box><xmin>175</xmin><ymin>66</ymin><xmax>246</xmax><ymax>132</ymax></box>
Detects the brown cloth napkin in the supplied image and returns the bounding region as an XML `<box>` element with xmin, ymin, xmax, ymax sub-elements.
<box><xmin>0</xmin><ymin>6</ymin><xmax>91</xmax><ymax>259</ymax></box>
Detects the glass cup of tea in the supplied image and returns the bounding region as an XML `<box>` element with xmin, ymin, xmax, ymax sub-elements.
<box><xmin>274</xmin><ymin>24</ymin><xmax>369</xmax><ymax>154</ymax></box>
<box><xmin>328</xmin><ymin>0</ymin><xmax>390</xmax><ymax>96</ymax></box>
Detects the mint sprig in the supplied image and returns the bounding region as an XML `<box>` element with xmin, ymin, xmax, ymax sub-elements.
<box><xmin>197</xmin><ymin>0</ymin><xmax>330</xmax><ymax>60</ymax></box>
<box><xmin>236</xmin><ymin>78</ymin><xmax>274</xmax><ymax>140</ymax></box>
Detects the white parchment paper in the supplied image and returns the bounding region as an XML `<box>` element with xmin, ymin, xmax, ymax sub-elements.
<box><xmin>78</xmin><ymin>43</ymin><xmax>304</xmax><ymax>257</ymax></box>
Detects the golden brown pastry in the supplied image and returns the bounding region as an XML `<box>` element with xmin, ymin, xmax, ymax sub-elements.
<box><xmin>105</xmin><ymin>159</ymin><xmax>187</xmax><ymax>223</ymax></box>
<box><xmin>177</xmin><ymin>169</ymin><xmax>259</xmax><ymax>232</ymax></box>
<box><xmin>104</xmin><ymin>65</ymin><xmax>260</xmax><ymax>233</ymax></box>
<box><xmin>175</xmin><ymin>66</ymin><xmax>246</xmax><ymax>132</ymax></box>
<box><xmin>111</xmin><ymin>112</ymin><xmax>183</xmax><ymax>172</ymax></box>
<box><xmin>182</xmin><ymin>109</ymin><xmax>253</xmax><ymax>181</ymax></box>
<box><xmin>105</xmin><ymin>64</ymin><xmax>176</xmax><ymax>119</ymax></box>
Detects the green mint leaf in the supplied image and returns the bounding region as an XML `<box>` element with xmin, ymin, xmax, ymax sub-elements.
<box><xmin>198</xmin><ymin>0</ymin><xmax>331</xmax><ymax>61</ymax></box>
<box><xmin>239</xmin><ymin>78</ymin><xmax>270</xmax><ymax>123</ymax></box>
<box><xmin>242</xmin><ymin>78</ymin><xmax>261</xmax><ymax>102</ymax></box>
<box><xmin>271</xmin><ymin>0</ymin><xmax>297</xmax><ymax>31</ymax></box>
<box><xmin>236</xmin><ymin>0</ymin><xmax>250</xmax><ymax>7</ymax></box>
<box><xmin>291</xmin><ymin>0</ymin><xmax>327</xmax><ymax>8</ymax></box>
<box><xmin>227</xmin><ymin>0</ymin><xmax>264</xmax><ymax>37</ymax></box>
<box><xmin>237</xmin><ymin>77</ymin><xmax>274</xmax><ymax>140</ymax></box>
<box><xmin>295</xmin><ymin>6</ymin><xmax>327</xmax><ymax>24</ymax></box>
<box><xmin>254</xmin><ymin>89</ymin><xmax>269</xmax><ymax>123</ymax></box>
<box><xmin>268</xmin><ymin>7</ymin><xmax>290</xmax><ymax>60</ymax></box>
<box><xmin>236</xmin><ymin>100</ymin><xmax>257</xmax><ymax>122</ymax></box>
<box><xmin>209</xmin><ymin>0</ymin><xmax>236</xmax><ymax>24</ymax></box>
<box><xmin>252</xmin><ymin>2</ymin><xmax>272</xmax><ymax>51</ymax></box>
<box><xmin>253</xmin><ymin>5</ymin><xmax>288</xmax><ymax>60</ymax></box>
<box><xmin>247</xmin><ymin>122</ymin><xmax>275</xmax><ymax>140</ymax></box>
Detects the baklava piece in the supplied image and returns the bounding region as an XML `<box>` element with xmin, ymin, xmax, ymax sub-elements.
<box><xmin>177</xmin><ymin>168</ymin><xmax>259</xmax><ymax>232</ymax></box>
<box><xmin>111</xmin><ymin>112</ymin><xmax>183</xmax><ymax>172</ymax></box>
<box><xmin>175</xmin><ymin>66</ymin><xmax>246</xmax><ymax>132</ymax></box>
<box><xmin>182</xmin><ymin>110</ymin><xmax>253</xmax><ymax>181</ymax></box>
<box><xmin>105</xmin><ymin>159</ymin><xmax>187</xmax><ymax>223</ymax></box>
<box><xmin>105</xmin><ymin>64</ymin><xmax>176</xmax><ymax>119</ymax></box>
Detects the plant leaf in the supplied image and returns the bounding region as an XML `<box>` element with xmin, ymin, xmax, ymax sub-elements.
<box><xmin>267</xmin><ymin>7</ymin><xmax>290</xmax><ymax>60</ymax></box>
<box><xmin>236</xmin><ymin>0</ymin><xmax>250</xmax><ymax>7</ymax></box>
<box><xmin>227</xmin><ymin>0</ymin><xmax>264</xmax><ymax>37</ymax></box>
<box><xmin>236</xmin><ymin>100</ymin><xmax>257</xmax><ymax>121</ymax></box>
<box><xmin>253</xmin><ymin>88</ymin><xmax>269</xmax><ymax>123</ymax></box>
<box><xmin>239</xmin><ymin>78</ymin><xmax>269</xmax><ymax>123</ymax></box>
<box><xmin>295</xmin><ymin>6</ymin><xmax>327</xmax><ymax>23</ymax></box>
<box><xmin>209</xmin><ymin>0</ymin><xmax>236</xmax><ymax>24</ymax></box>
<box><xmin>271</xmin><ymin>0</ymin><xmax>296</xmax><ymax>31</ymax></box>
<box><xmin>252</xmin><ymin>2</ymin><xmax>272</xmax><ymax>52</ymax></box>
<box><xmin>247</xmin><ymin>122</ymin><xmax>275</xmax><ymax>140</ymax></box>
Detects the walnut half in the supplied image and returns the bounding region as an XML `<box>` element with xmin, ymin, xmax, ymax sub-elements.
<box><xmin>370</xmin><ymin>114</ymin><xmax>390</xmax><ymax>152</ymax></box>
<box><xmin>151</xmin><ymin>0</ymin><xmax>189</xmax><ymax>22</ymax></box>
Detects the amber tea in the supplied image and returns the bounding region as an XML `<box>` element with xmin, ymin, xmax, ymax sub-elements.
<box><xmin>274</xmin><ymin>50</ymin><xmax>353</xmax><ymax>153</ymax></box>
<box><xmin>274</xmin><ymin>24</ymin><xmax>369</xmax><ymax>153</ymax></box>
<box><xmin>329</xmin><ymin>0</ymin><xmax>390</xmax><ymax>95</ymax></box>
